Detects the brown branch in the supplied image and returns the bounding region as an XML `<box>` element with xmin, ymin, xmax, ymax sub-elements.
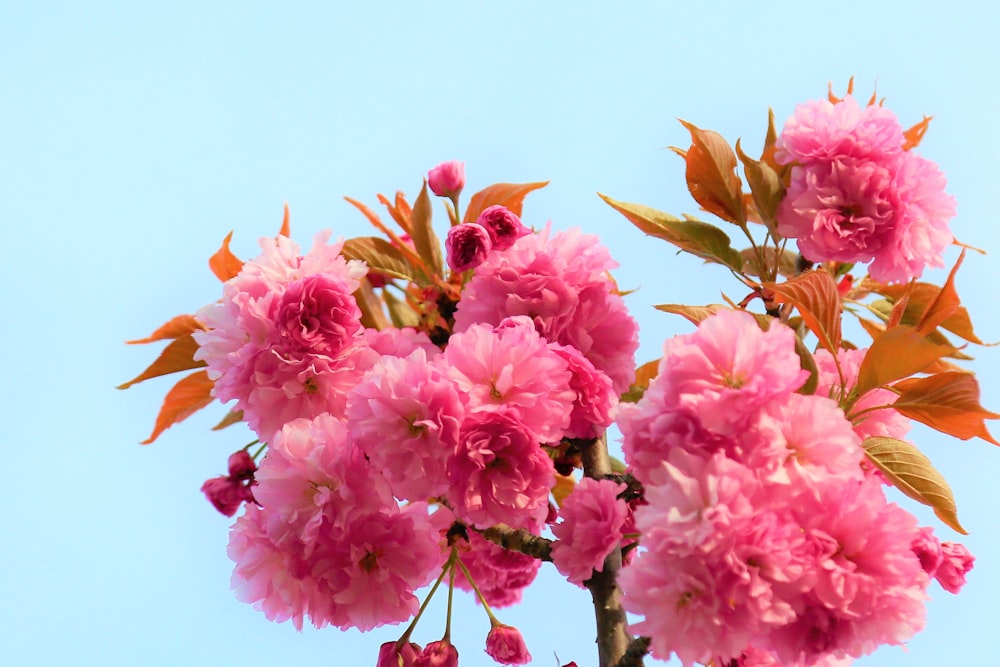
<box><xmin>476</xmin><ymin>523</ymin><xmax>553</xmax><ymax>562</ymax></box>
<box><xmin>613</xmin><ymin>636</ymin><xmax>651</xmax><ymax>667</ymax></box>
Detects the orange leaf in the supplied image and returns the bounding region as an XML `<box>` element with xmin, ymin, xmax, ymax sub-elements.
<box><xmin>376</xmin><ymin>192</ymin><xmax>413</xmax><ymax>235</ymax></box>
<box><xmin>552</xmin><ymin>473</ymin><xmax>577</xmax><ymax>507</ymax></box>
<box><xmin>827</xmin><ymin>77</ymin><xmax>855</xmax><ymax>104</ymax></box>
<box><xmin>855</xmin><ymin>326</ymin><xmax>955</xmax><ymax>396</ymax></box>
<box><xmin>212</xmin><ymin>409</ymin><xmax>245</xmax><ymax>431</ymax></box>
<box><xmin>633</xmin><ymin>359</ymin><xmax>661</xmax><ymax>391</ymax></box>
<box><xmin>903</xmin><ymin>116</ymin><xmax>933</xmax><ymax>151</ymax></box>
<box><xmin>409</xmin><ymin>181</ymin><xmax>443</xmax><ymax>277</ymax></box>
<box><xmin>277</xmin><ymin>203</ymin><xmax>291</xmax><ymax>238</ymax></box>
<box><xmin>676</xmin><ymin>120</ymin><xmax>745</xmax><ymax>225</ymax></box>
<box><xmin>654</xmin><ymin>303</ymin><xmax>728</xmax><ymax>326</ymax></box>
<box><xmin>892</xmin><ymin>372</ymin><xmax>1000</xmax><ymax>445</ymax></box>
<box><xmin>463</xmin><ymin>181</ymin><xmax>549</xmax><ymax>224</ymax></box>
<box><xmin>125</xmin><ymin>314</ymin><xmax>203</xmax><ymax>345</ymax></box>
<box><xmin>117</xmin><ymin>333</ymin><xmax>207</xmax><ymax>390</ymax></box>
<box><xmin>764</xmin><ymin>271</ymin><xmax>842</xmax><ymax>353</ymax></box>
<box><xmin>916</xmin><ymin>249</ymin><xmax>965</xmax><ymax>336</ymax></box>
<box><xmin>141</xmin><ymin>370</ymin><xmax>215</xmax><ymax>444</ymax></box>
<box><xmin>209</xmin><ymin>231</ymin><xmax>244</xmax><ymax>282</ymax></box>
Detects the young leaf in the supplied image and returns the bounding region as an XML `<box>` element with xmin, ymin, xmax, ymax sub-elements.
<box><xmin>209</xmin><ymin>231</ymin><xmax>244</xmax><ymax>282</ymax></box>
<box><xmin>277</xmin><ymin>203</ymin><xmax>291</xmax><ymax>238</ymax></box>
<box><xmin>654</xmin><ymin>303</ymin><xmax>727</xmax><ymax>325</ymax></box>
<box><xmin>735</xmin><ymin>138</ymin><xmax>784</xmax><ymax>237</ymax></box>
<box><xmin>740</xmin><ymin>247</ymin><xmax>798</xmax><ymax>279</ymax></box>
<box><xmin>552</xmin><ymin>473</ymin><xmax>577</xmax><ymax>507</ymax></box>
<box><xmin>408</xmin><ymin>181</ymin><xmax>443</xmax><ymax>277</ymax></box>
<box><xmin>382</xmin><ymin>289</ymin><xmax>421</xmax><ymax>329</ymax></box>
<box><xmin>633</xmin><ymin>359</ymin><xmax>661</xmax><ymax>391</ymax></box>
<box><xmin>793</xmin><ymin>335</ymin><xmax>819</xmax><ymax>396</ymax></box>
<box><xmin>676</xmin><ymin>120</ymin><xmax>746</xmax><ymax>225</ymax></box>
<box><xmin>763</xmin><ymin>271</ymin><xmax>842</xmax><ymax>353</ymax></box>
<box><xmin>125</xmin><ymin>314</ymin><xmax>203</xmax><ymax>345</ymax></box>
<box><xmin>212</xmin><ymin>409</ymin><xmax>244</xmax><ymax>431</ymax></box>
<box><xmin>915</xmin><ymin>249</ymin><xmax>965</xmax><ymax>336</ymax></box>
<box><xmin>903</xmin><ymin>116</ymin><xmax>932</xmax><ymax>151</ymax></box>
<box><xmin>463</xmin><ymin>181</ymin><xmax>549</xmax><ymax>224</ymax></box>
<box><xmin>353</xmin><ymin>277</ymin><xmax>390</xmax><ymax>331</ymax></box>
<box><xmin>892</xmin><ymin>372</ymin><xmax>1000</xmax><ymax>445</ymax></box>
<box><xmin>862</xmin><ymin>436</ymin><xmax>967</xmax><ymax>534</ymax></box>
<box><xmin>140</xmin><ymin>370</ymin><xmax>216</xmax><ymax>444</ymax></box>
<box><xmin>855</xmin><ymin>325</ymin><xmax>955</xmax><ymax>396</ymax></box>
<box><xmin>599</xmin><ymin>194</ymin><xmax>744</xmax><ymax>272</ymax></box>
<box><xmin>342</xmin><ymin>236</ymin><xmax>421</xmax><ymax>283</ymax></box>
<box><xmin>117</xmin><ymin>333</ymin><xmax>206</xmax><ymax>390</ymax></box>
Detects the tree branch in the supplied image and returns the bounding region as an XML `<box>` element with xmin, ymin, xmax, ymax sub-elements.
<box><xmin>476</xmin><ymin>523</ymin><xmax>553</xmax><ymax>562</ymax></box>
<box><xmin>613</xmin><ymin>636</ymin><xmax>651</xmax><ymax>667</ymax></box>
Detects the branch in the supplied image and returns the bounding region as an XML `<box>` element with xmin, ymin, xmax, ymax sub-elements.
<box><xmin>613</xmin><ymin>636</ymin><xmax>651</xmax><ymax>667</ymax></box>
<box><xmin>476</xmin><ymin>523</ymin><xmax>553</xmax><ymax>562</ymax></box>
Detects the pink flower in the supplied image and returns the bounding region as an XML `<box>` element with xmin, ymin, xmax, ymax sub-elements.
<box><xmin>911</xmin><ymin>526</ymin><xmax>944</xmax><ymax>575</ymax></box>
<box><xmin>446</xmin><ymin>223</ymin><xmax>493</xmax><ymax>273</ymax></box>
<box><xmin>776</xmin><ymin>95</ymin><xmax>904</xmax><ymax>166</ymax></box>
<box><xmin>454</xmin><ymin>226</ymin><xmax>639</xmax><ymax>394</ymax></box>
<box><xmin>935</xmin><ymin>542</ymin><xmax>974</xmax><ymax>594</ymax></box>
<box><xmin>377</xmin><ymin>641</ymin><xmax>421</xmax><ymax>667</ymax></box>
<box><xmin>550</xmin><ymin>343</ymin><xmax>617</xmax><ymax>439</ymax></box>
<box><xmin>551</xmin><ymin>477</ymin><xmax>628</xmax><ymax>586</ymax></box>
<box><xmin>200</xmin><ymin>450</ymin><xmax>258</xmax><ymax>516</ymax></box>
<box><xmin>485</xmin><ymin>623</ymin><xmax>532</xmax><ymax>665</ymax></box>
<box><xmin>346</xmin><ymin>349</ymin><xmax>464</xmax><ymax>501</ymax></box>
<box><xmin>476</xmin><ymin>205</ymin><xmax>530</xmax><ymax>251</ymax></box>
<box><xmin>447</xmin><ymin>409</ymin><xmax>554</xmax><ymax>531</ymax></box>
<box><xmin>362</xmin><ymin>326</ymin><xmax>441</xmax><ymax>358</ymax></box>
<box><xmin>275</xmin><ymin>273</ymin><xmax>363</xmax><ymax>358</ymax></box>
<box><xmin>443</xmin><ymin>319</ymin><xmax>574</xmax><ymax>442</ymax></box>
<box><xmin>813</xmin><ymin>348</ymin><xmax>910</xmax><ymax>443</ymax></box>
<box><xmin>428</xmin><ymin>160</ymin><xmax>465</xmax><ymax>198</ymax></box>
<box><xmin>415</xmin><ymin>641</ymin><xmax>459</xmax><ymax>667</ymax></box>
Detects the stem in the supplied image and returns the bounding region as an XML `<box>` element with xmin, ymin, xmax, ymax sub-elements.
<box><xmin>476</xmin><ymin>524</ymin><xmax>553</xmax><ymax>562</ymax></box>
<box><xmin>580</xmin><ymin>432</ymin><xmax>634</xmax><ymax>667</ymax></box>
<box><xmin>444</xmin><ymin>555</ymin><xmax>456</xmax><ymax>641</ymax></box>
<box><xmin>613</xmin><ymin>636</ymin><xmax>652</xmax><ymax>667</ymax></box>
<box><xmin>455</xmin><ymin>556</ymin><xmax>499</xmax><ymax>625</ymax></box>
<box><xmin>399</xmin><ymin>551</ymin><xmax>454</xmax><ymax>644</ymax></box>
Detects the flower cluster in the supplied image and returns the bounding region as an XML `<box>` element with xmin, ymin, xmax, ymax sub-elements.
<box><xmin>776</xmin><ymin>94</ymin><xmax>956</xmax><ymax>283</ymax></box>
<box><xmin>617</xmin><ymin>310</ymin><xmax>962</xmax><ymax>666</ymax></box>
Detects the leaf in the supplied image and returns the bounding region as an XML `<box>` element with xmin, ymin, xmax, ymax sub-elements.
<box><xmin>892</xmin><ymin>372</ymin><xmax>1000</xmax><ymax>444</ymax></box>
<box><xmin>277</xmin><ymin>203</ymin><xmax>291</xmax><ymax>238</ymax></box>
<box><xmin>903</xmin><ymin>116</ymin><xmax>932</xmax><ymax>151</ymax></box>
<box><xmin>740</xmin><ymin>247</ymin><xmax>798</xmax><ymax>279</ymax></box>
<box><xmin>125</xmin><ymin>314</ymin><xmax>203</xmax><ymax>345</ymax></box>
<box><xmin>209</xmin><ymin>231</ymin><xmax>244</xmax><ymax>282</ymax></box>
<box><xmin>382</xmin><ymin>289</ymin><xmax>421</xmax><ymax>328</ymax></box>
<box><xmin>916</xmin><ymin>249</ymin><xmax>965</xmax><ymax>336</ymax></box>
<box><xmin>793</xmin><ymin>335</ymin><xmax>819</xmax><ymax>396</ymax></box>
<box><xmin>863</xmin><ymin>436</ymin><xmax>966</xmax><ymax>534</ymax></box>
<box><xmin>763</xmin><ymin>271</ymin><xmax>842</xmax><ymax>353</ymax></box>
<box><xmin>342</xmin><ymin>236</ymin><xmax>422</xmax><ymax>283</ymax></box>
<box><xmin>408</xmin><ymin>181</ymin><xmax>443</xmax><ymax>277</ymax></box>
<box><xmin>376</xmin><ymin>192</ymin><xmax>413</xmax><ymax>235</ymax></box>
<box><xmin>654</xmin><ymin>303</ymin><xmax>728</xmax><ymax>325</ymax></box>
<box><xmin>855</xmin><ymin>325</ymin><xmax>955</xmax><ymax>396</ymax></box>
<box><xmin>736</xmin><ymin>138</ymin><xmax>784</xmax><ymax>238</ymax></box>
<box><xmin>212</xmin><ymin>409</ymin><xmax>244</xmax><ymax>431</ymax></box>
<box><xmin>760</xmin><ymin>107</ymin><xmax>781</xmax><ymax>171</ymax></box>
<box><xmin>354</xmin><ymin>277</ymin><xmax>389</xmax><ymax>331</ymax></box>
<box><xmin>463</xmin><ymin>181</ymin><xmax>549</xmax><ymax>224</ymax></box>
<box><xmin>633</xmin><ymin>359</ymin><xmax>661</xmax><ymax>391</ymax></box>
<box><xmin>599</xmin><ymin>194</ymin><xmax>744</xmax><ymax>271</ymax></box>
<box><xmin>552</xmin><ymin>473</ymin><xmax>576</xmax><ymax>507</ymax></box>
<box><xmin>117</xmin><ymin>333</ymin><xmax>206</xmax><ymax>389</ymax></box>
<box><xmin>675</xmin><ymin>120</ymin><xmax>745</xmax><ymax>225</ymax></box>
<box><xmin>141</xmin><ymin>370</ymin><xmax>216</xmax><ymax>444</ymax></box>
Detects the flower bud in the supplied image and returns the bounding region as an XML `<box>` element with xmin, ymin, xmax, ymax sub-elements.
<box><xmin>227</xmin><ymin>450</ymin><xmax>257</xmax><ymax>479</ymax></box>
<box><xmin>475</xmin><ymin>205</ymin><xmax>529</xmax><ymax>251</ymax></box>
<box><xmin>446</xmin><ymin>223</ymin><xmax>493</xmax><ymax>273</ymax></box>
<box><xmin>485</xmin><ymin>623</ymin><xmax>532</xmax><ymax>665</ymax></box>
<box><xmin>936</xmin><ymin>542</ymin><xmax>975</xmax><ymax>593</ymax></box>
<box><xmin>377</xmin><ymin>640</ymin><xmax>421</xmax><ymax>667</ymax></box>
<box><xmin>428</xmin><ymin>160</ymin><xmax>465</xmax><ymax>198</ymax></box>
<box><xmin>414</xmin><ymin>640</ymin><xmax>458</xmax><ymax>667</ymax></box>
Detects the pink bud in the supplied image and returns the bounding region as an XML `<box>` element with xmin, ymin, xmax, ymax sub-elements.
<box><xmin>428</xmin><ymin>160</ymin><xmax>465</xmax><ymax>198</ymax></box>
<box><xmin>936</xmin><ymin>542</ymin><xmax>974</xmax><ymax>593</ymax></box>
<box><xmin>200</xmin><ymin>476</ymin><xmax>246</xmax><ymax>516</ymax></box>
<box><xmin>911</xmin><ymin>526</ymin><xmax>943</xmax><ymax>574</ymax></box>
<box><xmin>227</xmin><ymin>450</ymin><xmax>257</xmax><ymax>479</ymax></box>
<box><xmin>414</xmin><ymin>640</ymin><xmax>458</xmax><ymax>667</ymax></box>
<box><xmin>485</xmin><ymin>623</ymin><xmax>532</xmax><ymax>665</ymax></box>
<box><xmin>475</xmin><ymin>205</ymin><xmax>529</xmax><ymax>251</ymax></box>
<box><xmin>377</xmin><ymin>640</ymin><xmax>422</xmax><ymax>667</ymax></box>
<box><xmin>446</xmin><ymin>223</ymin><xmax>493</xmax><ymax>273</ymax></box>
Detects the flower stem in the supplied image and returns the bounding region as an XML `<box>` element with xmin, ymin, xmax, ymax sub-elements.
<box><xmin>455</xmin><ymin>554</ymin><xmax>499</xmax><ymax>626</ymax></box>
<box><xmin>400</xmin><ymin>550</ymin><xmax>455</xmax><ymax>644</ymax></box>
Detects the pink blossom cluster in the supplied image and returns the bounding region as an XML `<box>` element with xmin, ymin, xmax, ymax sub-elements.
<box><xmin>775</xmin><ymin>95</ymin><xmax>955</xmax><ymax>283</ymax></box>
<box><xmin>445</xmin><ymin>205</ymin><xmax>531</xmax><ymax>273</ymax></box>
<box><xmin>617</xmin><ymin>309</ymin><xmax>968</xmax><ymax>666</ymax></box>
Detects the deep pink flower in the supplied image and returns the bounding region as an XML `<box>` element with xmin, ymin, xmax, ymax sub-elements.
<box><xmin>446</xmin><ymin>223</ymin><xmax>493</xmax><ymax>273</ymax></box>
<box><xmin>428</xmin><ymin>160</ymin><xmax>465</xmax><ymax>198</ymax></box>
<box><xmin>447</xmin><ymin>409</ymin><xmax>554</xmax><ymax>531</ymax></box>
<box><xmin>911</xmin><ymin>526</ymin><xmax>943</xmax><ymax>575</ymax></box>
<box><xmin>415</xmin><ymin>641</ymin><xmax>459</xmax><ymax>667</ymax></box>
<box><xmin>275</xmin><ymin>273</ymin><xmax>363</xmax><ymax>358</ymax></box>
<box><xmin>377</xmin><ymin>641</ymin><xmax>421</xmax><ymax>667</ymax></box>
<box><xmin>454</xmin><ymin>226</ymin><xmax>638</xmax><ymax>394</ymax></box>
<box><xmin>550</xmin><ymin>343</ymin><xmax>616</xmax><ymax>439</ymax></box>
<box><xmin>935</xmin><ymin>542</ymin><xmax>974</xmax><ymax>593</ymax></box>
<box><xmin>776</xmin><ymin>95</ymin><xmax>904</xmax><ymax>166</ymax></box>
<box><xmin>200</xmin><ymin>450</ymin><xmax>258</xmax><ymax>516</ymax></box>
<box><xmin>476</xmin><ymin>205</ymin><xmax>530</xmax><ymax>251</ymax></box>
<box><xmin>456</xmin><ymin>527</ymin><xmax>541</xmax><ymax>608</ymax></box>
<box><xmin>485</xmin><ymin>623</ymin><xmax>532</xmax><ymax>665</ymax></box>
<box><xmin>551</xmin><ymin>477</ymin><xmax>628</xmax><ymax>586</ymax></box>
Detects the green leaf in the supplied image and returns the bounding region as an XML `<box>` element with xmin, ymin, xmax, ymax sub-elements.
<box><xmin>599</xmin><ymin>194</ymin><xmax>744</xmax><ymax>271</ymax></box>
<box><xmin>408</xmin><ymin>181</ymin><xmax>443</xmax><ymax>277</ymax></box>
<box><xmin>342</xmin><ymin>236</ymin><xmax>421</xmax><ymax>283</ymax></box>
<box><xmin>863</xmin><ymin>436</ymin><xmax>967</xmax><ymax>534</ymax></box>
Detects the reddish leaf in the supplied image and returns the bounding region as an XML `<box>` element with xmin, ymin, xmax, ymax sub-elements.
<box><xmin>736</xmin><ymin>138</ymin><xmax>784</xmax><ymax>239</ymax></box>
<box><xmin>277</xmin><ymin>203</ymin><xmax>291</xmax><ymax>238</ymax></box>
<box><xmin>892</xmin><ymin>372</ymin><xmax>1000</xmax><ymax>445</ymax></box>
<box><xmin>863</xmin><ymin>436</ymin><xmax>966</xmax><ymax>534</ymax></box>
<box><xmin>916</xmin><ymin>249</ymin><xmax>965</xmax><ymax>336</ymax></box>
<box><xmin>903</xmin><ymin>116</ymin><xmax>933</xmax><ymax>151</ymax></box>
<box><xmin>376</xmin><ymin>192</ymin><xmax>413</xmax><ymax>235</ymax></box>
<box><xmin>463</xmin><ymin>181</ymin><xmax>549</xmax><ymax>224</ymax></box>
<box><xmin>209</xmin><ymin>231</ymin><xmax>244</xmax><ymax>282</ymax></box>
<box><xmin>633</xmin><ymin>359</ymin><xmax>661</xmax><ymax>390</ymax></box>
<box><xmin>408</xmin><ymin>181</ymin><xmax>443</xmax><ymax>277</ymax></box>
<box><xmin>140</xmin><ymin>370</ymin><xmax>215</xmax><ymax>444</ymax></box>
<box><xmin>855</xmin><ymin>326</ymin><xmax>955</xmax><ymax>396</ymax></box>
<box><xmin>827</xmin><ymin>77</ymin><xmax>855</xmax><ymax>104</ymax></box>
<box><xmin>212</xmin><ymin>409</ymin><xmax>245</xmax><ymax>431</ymax></box>
<box><xmin>125</xmin><ymin>314</ymin><xmax>203</xmax><ymax>345</ymax></box>
<box><xmin>764</xmin><ymin>271</ymin><xmax>842</xmax><ymax>353</ymax></box>
<box><xmin>675</xmin><ymin>120</ymin><xmax>745</xmax><ymax>225</ymax></box>
<box><xmin>117</xmin><ymin>333</ymin><xmax>206</xmax><ymax>390</ymax></box>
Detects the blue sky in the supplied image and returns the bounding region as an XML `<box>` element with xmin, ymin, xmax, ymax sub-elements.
<box><xmin>3</xmin><ymin>2</ymin><xmax>1000</xmax><ymax>665</ymax></box>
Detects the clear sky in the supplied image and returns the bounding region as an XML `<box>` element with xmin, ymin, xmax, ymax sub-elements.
<box><xmin>3</xmin><ymin>1</ymin><xmax>1000</xmax><ymax>665</ymax></box>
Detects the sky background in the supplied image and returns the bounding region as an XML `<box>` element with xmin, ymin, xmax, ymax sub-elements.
<box><xmin>3</xmin><ymin>1</ymin><xmax>1000</xmax><ymax>665</ymax></box>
